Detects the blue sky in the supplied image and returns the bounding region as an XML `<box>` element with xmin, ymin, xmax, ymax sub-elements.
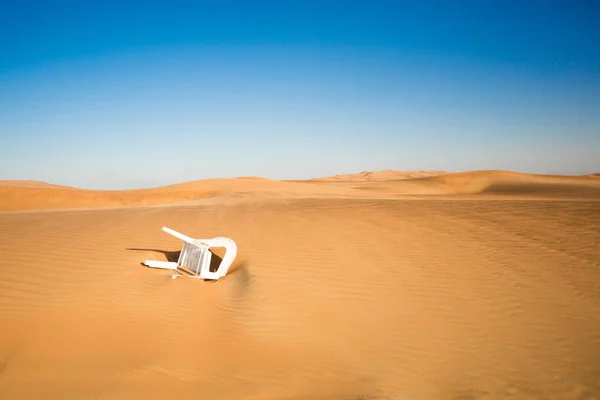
<box><xmin>1</xmin><ymin>0</ymin><xmax>598</xmax><ymax>189</ymax></box>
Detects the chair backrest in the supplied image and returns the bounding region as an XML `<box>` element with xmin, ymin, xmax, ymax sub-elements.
<box><xmin>160</xmin><ymin>227</ymin><xmax>237</xmax><ymax>279</ymax></box>
<box><xmin>178</xmin><ymin>242</ymin><xmax>212</xmax><ymax>275</ymax></box>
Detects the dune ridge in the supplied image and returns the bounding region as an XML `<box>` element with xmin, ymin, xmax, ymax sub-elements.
<box><xmin>308</xmin><ymin>169</ymin><xmax>448</xmax><ymax>181</ymax></box>
<box><xmin>0</xmin><ymin>180</ymin><xmax>73</xmax><ymax>189</ymax></box>
<box><xmin>1</xmin><ymin>170</ymin><xmax>599</xmax><ymax>212</ymax></box>
<box><xmin>368</xmin><ymin>169</ymin><xmax>600</xmax><ymax>197</ymax></box>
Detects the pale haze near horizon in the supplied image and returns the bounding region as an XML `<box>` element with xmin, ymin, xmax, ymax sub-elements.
<box><xmin>1</xmin><ymin>1</ymin><xmax>598</xmax><ymax>190</ymax></box>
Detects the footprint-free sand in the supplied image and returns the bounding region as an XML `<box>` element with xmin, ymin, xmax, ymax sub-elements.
<box><xmin>1</xmin><ymin>170</ymin><xmax>599</xmax><ymax>399</ymax></box>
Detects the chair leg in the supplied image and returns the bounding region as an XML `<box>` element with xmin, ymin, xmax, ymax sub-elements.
<box><xmin>143</xmin><ymin>260</ymin><xmax>179</xmax><ymax>270</ymax></box>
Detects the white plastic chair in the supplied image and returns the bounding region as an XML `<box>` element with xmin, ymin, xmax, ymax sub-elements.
<box><xmin>143</xmin><ymin>227</ymin><xmax>237</xmax><ymax>280</ymax></box>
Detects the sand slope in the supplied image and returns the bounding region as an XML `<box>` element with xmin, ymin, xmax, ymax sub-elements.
<box><xmin>1</xmin><ymin>197</ymin><xmax>599</xmax><ymax>399</ymax></box>
<box><xmin>1</xmin><ymin>170</ymin><xmax>600</xmax><ymax>399</ymax></box>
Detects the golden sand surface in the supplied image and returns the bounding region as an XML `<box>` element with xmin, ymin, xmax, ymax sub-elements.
<box><xmin>1</xmin><ymin>170</ymin><xmax>599</xmax><ymax>399</ymax></box>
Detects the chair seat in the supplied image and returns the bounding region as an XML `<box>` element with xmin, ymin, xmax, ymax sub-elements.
<box><xmin>142</xmin><ymin>227</ymin><xmax>237</xmax><ymax>280</ymax></box>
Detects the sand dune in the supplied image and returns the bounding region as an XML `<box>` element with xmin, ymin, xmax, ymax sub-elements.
<box><xmin>1</xmin><ymin>169</ymin><xmax>600</xmax><ymax>399</ymax></box>
<box><xmin>309</xmin><ymin>169</ymin><xmax>448</xmax><ymax>181</ymax></box>
<box><xmin>235</xmin><ymin>176</ymin><xmax>273</xmax><ymax>180</ymax></box>
<box><xmin>1</xmin><ymin>197</ymin><xmax>599</xmax><ymax>399</ymax></box>
<box><xmin>0</xmin><ymin>178</ymin><xmax>344</xmax><ymax>212</ymax></box>
<box><xmin>0</xmin><ymin>180</ymin><xmax>72</xmax><ymax>189</ymax></box>
<box><xmin>350</xmin><ymin>169</ymin><xmax>600</xmax><ymax>198</ymax></box>
<box><xmin>2</xmin><ymin>170</ymin><xmax>599</xmax><ymax>212</ymax></box>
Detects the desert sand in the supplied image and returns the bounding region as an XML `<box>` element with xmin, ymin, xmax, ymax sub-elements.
<box><xmin>1</xmin><ymin>169</ymin><xmax>600</xmax><ymax>399</ymax></box>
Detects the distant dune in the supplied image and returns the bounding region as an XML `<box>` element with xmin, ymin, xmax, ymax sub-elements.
<box><xmin>1</xmin><ymin>169</ymin><xmax>599</xmax><ymax>212</ymax></box>
<box><xmin>0</xmin><ymin>177</ymin><xmax>351</xmax><ymax>212</ymax></box>
<box><xmin>235</xmin><ymin>176</ymin><xmax>272</xmax><ymax>180</ymax></box>
<box><xmin>380</xmin><ymin>169</ymin><xmax>600</xmax><ymax>197</ymax></box>
<box><xmin>0</xmin><ymin>180</ymin><xmax>72</xmax><ymax>189</ymax></box>
<box><xmin>310</xmin><ymin>169</ymin><xmax>448</xmax><ymax>182</ymax></box>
